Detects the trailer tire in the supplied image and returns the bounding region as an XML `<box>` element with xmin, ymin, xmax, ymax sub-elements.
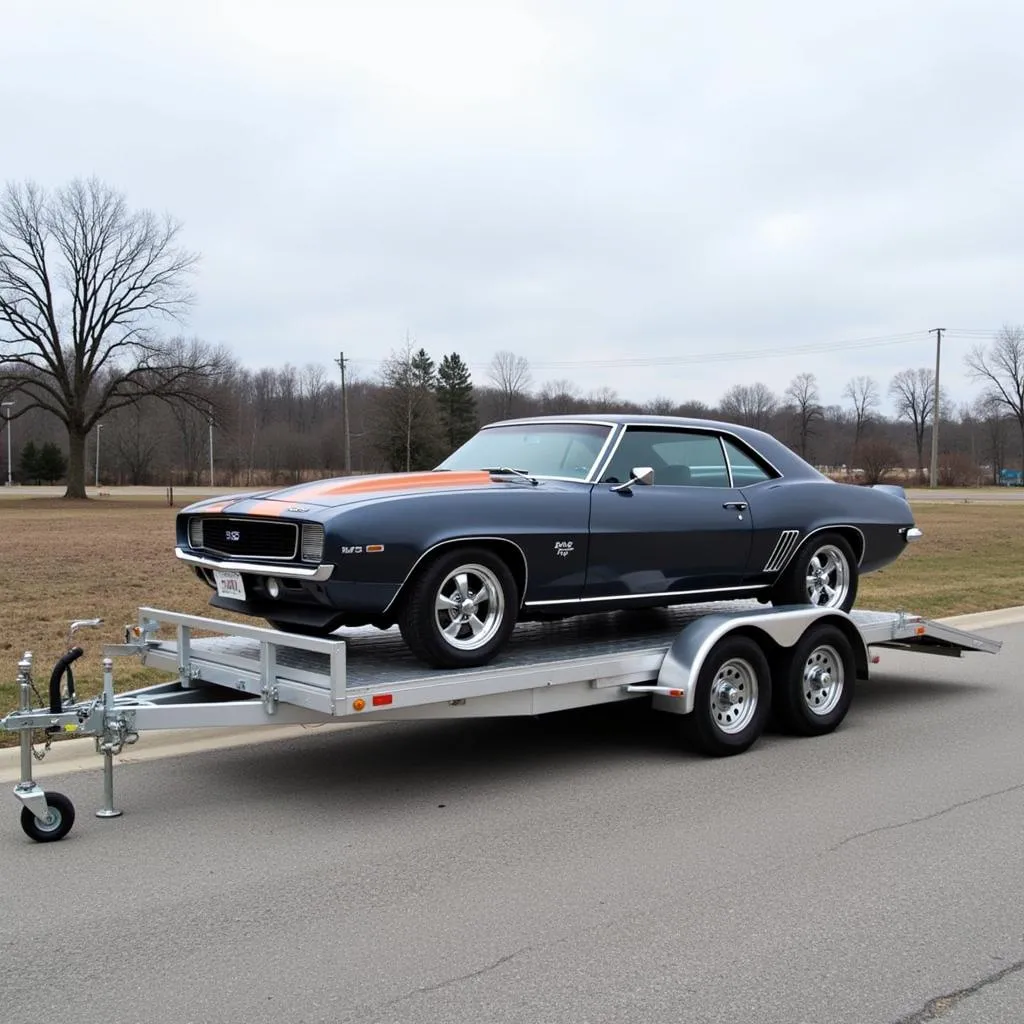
<box><xmin>686</xmin><ymin>635</ymin><xmax>771</xmax><ymax>757</ymax></box>
<box><xmin>21</xmin><ymin>791</ymin><xmax>75</xmax><ymax>843</ymax></box>
<box><xmin>775</xmin><ymin>624</ymin><xmax>855</xmax><ymax>736</ymax></box>
<box><xmin>399</xmin><ymin>547</ymin><xmax>518</xmax><ymax>668</ymax></box>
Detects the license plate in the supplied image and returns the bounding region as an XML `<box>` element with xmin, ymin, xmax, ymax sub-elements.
<box><xmin>214</xmin><ymin>570</ymin><xmax>246</xmax><ymax>600</ymax></box>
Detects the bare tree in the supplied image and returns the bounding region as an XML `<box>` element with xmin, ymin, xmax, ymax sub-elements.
<box><xmin>488</xmin><ymin>350</ymin><xmax>532</xmax><ymax>417</ymax></box>
<box><xmin>853</xmin><ymin>438</ymin><xmax>902</xmax><ymax>485</ymax></box>
<box><xmin>965</xmin><ymin>324</ymin><xmax>1024</xmax><ymax>470</ymax></box>
<box><xmin>784</xmin><ymin>372</ymin><xmax>824</xmax><ymax>459</ymax></box>
<box><xmin>842</xmin><ymin>375</ymin><xmax>880</xmax><ymax>445</ymax></box>
<box><xmin>719</xmin><ymin>383</ymin><xmax>778</xmax><ymax>430</ymax></box>
<box><xmin>538</xmin><ymin>378</ymin><xmax>580</xmax><ymax>414</ymax></box>
<box><xmin>0</xmin><ymin>178</ymin><xmax>225</xmax><ymax>497</ymax></box>
<box><xmin>888</xmin><ymin>368</ymin><xmax>936</xmax><ymax>479</ymax></box>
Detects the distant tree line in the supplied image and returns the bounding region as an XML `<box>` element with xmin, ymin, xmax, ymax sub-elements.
<box><xmin>3</xmin><ymin>325</ymin><xmax>1024</xmax><ymax>489</ymax></box>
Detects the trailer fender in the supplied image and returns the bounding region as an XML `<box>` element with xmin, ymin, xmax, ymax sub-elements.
<box><xmin>653</xmin><ymin>606</ymin><xmax>869</xmax><ymax>715</ymax></box>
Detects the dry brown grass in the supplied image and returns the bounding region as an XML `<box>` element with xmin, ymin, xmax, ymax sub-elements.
<box><xmin>1</xmin><ymin>498</ymin><xmax>1022</xmax><ymax>725</ymax></box>
<box><xmin>1</xmin><ymin>497</ymin><xmax>250</xmax><ymax>719</ymax></box>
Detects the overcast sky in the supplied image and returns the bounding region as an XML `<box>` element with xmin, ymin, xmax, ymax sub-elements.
<box><xmin>3</xmin><ymin>0</ymin><xmax>1022</xmax><ymax>415</ymax></box>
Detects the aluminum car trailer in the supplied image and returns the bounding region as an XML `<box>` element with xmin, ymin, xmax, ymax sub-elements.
<box><xmin>2</xmin><ymin>602</ymin><xmax>1002</xmax><ymax>842</ymax></box>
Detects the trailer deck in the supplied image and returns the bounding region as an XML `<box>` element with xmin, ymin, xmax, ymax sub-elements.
<box><xmin>1</xmin><ymin>602</ymin><xmax>1004</xmax><ymax>842</ymax></box>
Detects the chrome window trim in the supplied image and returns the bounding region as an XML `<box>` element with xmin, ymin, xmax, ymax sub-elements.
<box><xmin>192</xmin><ymin>516</ymin><xmax>299</xmax><ymax>561</ymax></box>
<box><xmin>524</xmin><ymin>583</ymin><xmax>770</xmax><ymax>608</ymax></box>
<box><xmin>175</xmin><ymin>548</ymin><xmax>335</xmax><ymax>582</ymax></box>
<box><xmin>591</xmin><ymin>423</ymin><xmax>782</xmax><ymax>487</ymax></box>
<box><xmin>720</xmin><ymin>434</ymin><xmax>780</xmax><ymax>487</ymax></box>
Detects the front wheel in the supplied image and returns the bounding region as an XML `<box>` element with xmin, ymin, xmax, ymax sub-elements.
<box><xmin>21</xmin><ymin>791</ymin><xmax>76</xmax><ymax>843</ymax></box>
<box><xmin>685</xmin><ymin>635</ymin><xmax>772</xmax><ymax>756</ymax></box>
<box><xmin>772</xmin><ymin>532</ymin><xmax>858</xmax><ymax>612</ymax></box>
<box><xmin>399</xmin><ymin>547</ymin><xmax>519</xmax><ymax>668</ymax></box>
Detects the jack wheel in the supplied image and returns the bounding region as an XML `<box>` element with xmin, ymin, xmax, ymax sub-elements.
<box><xmin>21</xmin><ymin>791</ymin><xmax>76</xmax><ymax>843</ymax></box>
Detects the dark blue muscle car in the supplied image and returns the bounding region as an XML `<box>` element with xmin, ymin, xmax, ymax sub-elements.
<box><xmin>175</xmin><ymin>414</ymin><xmax>921</xmax><ymax>668</ymax></box>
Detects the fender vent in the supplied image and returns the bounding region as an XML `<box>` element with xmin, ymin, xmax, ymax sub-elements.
<box><xmin>764</xmin><ymin>530</ymin><xmax>800</xmax><ymax>573</ymax></box>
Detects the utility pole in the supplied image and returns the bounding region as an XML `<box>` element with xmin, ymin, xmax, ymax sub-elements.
<box><xmin>335</xmin><ymin>351</ymin><xmax>352</xmax><ymax>474</ymax></box>
<box><xmin>929</xmin><ymin>328</ymin><xmax>944</xmax><ymax>489</ymax></box>
<box><xmin>208</xmin><ymin>405</ymin><xmax>215</xmax><ymax>487</ymax></box>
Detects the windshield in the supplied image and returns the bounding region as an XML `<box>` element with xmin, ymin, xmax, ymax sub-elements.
<box><xmin>437</xmin><ymin>422</ymin><xmax>613</xmax><ymax>481</ymax></box>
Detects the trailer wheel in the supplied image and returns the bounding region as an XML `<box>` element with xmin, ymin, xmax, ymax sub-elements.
<box><xmin>775</xmin><ymin>624</ymin><xmax>855</xmax><ymax>736</ymax></box>
<box><xmin>686</xmin><ymin>635</ymin><xmax>771</xmax><ymax>757</ymax></box>
<box><xmin>20</xmin><ymin>791</ymin><xmax>76</xmax><ymax>843</ymax></box>
<box><xmin>399</xmin><ymin>547</ymin><xmax>518</xmax><ymax>668</ymax></box>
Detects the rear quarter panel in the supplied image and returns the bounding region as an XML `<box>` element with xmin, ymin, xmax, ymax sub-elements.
<box><xmin>743</xmin><ymin>479</ymin><xmax>916</xmax><ymax>576</ymax></box>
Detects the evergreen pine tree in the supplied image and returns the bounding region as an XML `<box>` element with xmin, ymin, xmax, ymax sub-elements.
<box><xmin>19</xmin><ymin>441</ymin><xmax>40</xmax><ymax>484</ymax></box>
<box><xmin>37</xmin><ymin>442</ymin><xmax>68</xmax><ymax>483</ymax></box>
<box><xmin>435</xmin><ymin>352</ymin><xmax>478</xmax><ymax>453</ymax></box>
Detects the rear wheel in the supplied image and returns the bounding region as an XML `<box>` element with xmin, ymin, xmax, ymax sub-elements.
<box><xmin>774</xmin><ymin>624</ymin><xmax>856</xmax><ymax>736</ymax></box>
<box><xmin>772</xmin><ymin>532</ymin><xmax>858</xmax><ymax>612</ymax></box>
<box><xmin>685</xmin><ymin>635</ymin><xmax>771</xmax><ymax>756</ymax></box>
<box><xmin>399</xmin><ymin>547</ymin><xmax>518</xmax><ymax>668</ymax></box>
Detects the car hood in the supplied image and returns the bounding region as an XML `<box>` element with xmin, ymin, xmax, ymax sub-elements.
<box><xmin>181</xmin><ymin>471</ymin><xmax>528</xmax><ymax>515</ymax></box>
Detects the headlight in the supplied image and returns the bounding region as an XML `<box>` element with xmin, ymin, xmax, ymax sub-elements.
<box><xmin>188</xmin><ymin>518</ymin><xmax>204</xmax><ymax>548</ymax></box>
<box><xmin>301</xmin><ymin>523</ymin><xmax>325</xmax><ymax>562</ymax></box>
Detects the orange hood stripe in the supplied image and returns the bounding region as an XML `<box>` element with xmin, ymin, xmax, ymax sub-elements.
<box><xmin>240</xmin><ymin>472</ymin><xmax>494</xmax><ymax>517</ymax></box>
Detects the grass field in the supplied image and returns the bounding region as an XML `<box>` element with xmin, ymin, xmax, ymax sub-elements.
<box><xmin>1</xmin><ymin>497</ymin><xmax>1022</xmax><ymax>723</ymax></box>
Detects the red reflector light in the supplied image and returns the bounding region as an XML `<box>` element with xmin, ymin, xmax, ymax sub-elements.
<box><xmin>669</xmin><ymin>689</ymin><xmax>683</xmax><ymax>697</ymax></box>
<box><xmin>371</xmin><ymin>694</ymin><xmax>393</xmax><ymax>707</ymax></box>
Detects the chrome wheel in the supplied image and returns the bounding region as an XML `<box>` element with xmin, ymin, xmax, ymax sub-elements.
<box><xmin>433</xmin><ymin>563</ymin><xmax>506</xmax><ymax>651</ymax></box>
<box><xmin>709</xmin><ymin>657</ymin><xmax>759</xmax><ymax>734</ymax></box>
<box><xmin>800</xmin><ymin>643</ymin><xmax>845</xmax><ymax>717</ymax></box>
<box><xmin>804</xmin><ymin>544</ymin><xmax>850</xmax><ymax>608</ymax></box>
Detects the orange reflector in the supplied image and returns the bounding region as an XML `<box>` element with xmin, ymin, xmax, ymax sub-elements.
<box><xmin>916</xmin><ymin>626</ymin><xmax>926</xmax><ymax>635</ymax></box>
<box><xmin>352</xmin><ymin>698</ymin><xmax>366</xmax><ymax>711</ymax></box>
<box><xmin>669</xmin><ymin>689</ymin><xmax>683</xmax><ymax>698</ymax></box>
<box><xmin>366</xmin><ymin>544</ymin><xmax>384</xmax><ymax>553</ymax></box>
<box><xmin>372</xmin><ymin>693</ymin><xmax>393</xmax><ymax>707</ymax></box>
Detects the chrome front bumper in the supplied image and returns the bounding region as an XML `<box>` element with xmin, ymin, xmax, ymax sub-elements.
<box><xmin>175</xmin><ymin>547</ymin><xmax>336</xmax><ymax>582</ymax></box>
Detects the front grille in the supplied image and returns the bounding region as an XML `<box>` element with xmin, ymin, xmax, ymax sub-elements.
<box><xmin>196</xmin><ymin>517</ymin><xmax>298</xmax><ymax>560</ymax></box>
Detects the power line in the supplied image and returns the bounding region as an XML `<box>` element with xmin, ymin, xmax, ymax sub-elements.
<box><xmin>347</xmin><ymin>330</ymin><xmax>930</xmax><ymax>372</ymax></box>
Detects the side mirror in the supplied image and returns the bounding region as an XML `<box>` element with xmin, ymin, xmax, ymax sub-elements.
<box><xmin>611</xmin><ymin>466</ymin><xmax>655</xmax><ymax>493</ymax></box>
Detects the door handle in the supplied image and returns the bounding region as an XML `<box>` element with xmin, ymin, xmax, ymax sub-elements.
<box><xmin>722</xmin><ymin>501</ymin><xmax>748</xmax><ymax>511</ymax></box>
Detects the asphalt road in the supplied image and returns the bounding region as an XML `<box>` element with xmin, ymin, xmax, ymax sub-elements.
<box><xmin>2</xmin><ymin>622</ymin><xmax>1023</xmax><ymax>1024</ymax></box>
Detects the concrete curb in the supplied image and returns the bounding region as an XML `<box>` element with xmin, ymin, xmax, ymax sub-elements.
<box><xmin>3</xmin><ymin>605</ymin><xmax>1024</xmax><ymax>783</ymax></box>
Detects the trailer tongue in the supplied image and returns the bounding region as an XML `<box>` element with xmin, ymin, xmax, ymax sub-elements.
<box><xmin>2</xmin><ymin>603</ymin><xmax>1003</xmax><ymax>843</ymax></box>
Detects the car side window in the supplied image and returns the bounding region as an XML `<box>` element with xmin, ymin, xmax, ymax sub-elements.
<box><xmin>601</xmin><ymin>429</ymin><xmax>730</xmax><ymax>487</ymax></box>
<box><xmin>722</xmin><ymin>437</ymin><xmax>776</xmax><ymax>486</ymax></box>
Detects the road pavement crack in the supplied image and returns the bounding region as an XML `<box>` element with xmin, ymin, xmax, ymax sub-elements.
<box><xmin>343</xmin><ymin>944</ymin><xmax>534</xmax><ymax>1022</ymax></box>
<box><xmin>891</xmin><ymin>956</ymin><xmax>1024</xmax><ymax>1022</ymax></box>
<box><xmin>831</xmin><ymin>780</ymin><xmax>1024</xmax><ymax>851</ymax></box>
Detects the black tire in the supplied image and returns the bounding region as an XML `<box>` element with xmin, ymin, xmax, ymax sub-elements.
<box><xmin>398</xmin><ymin>547</ymin><xmax>518</xmax><ymax>668</ymax></box>
<box><xmin>685</xmin><ymin>635</ymin><xmax>772</xmax><ymax>757</ymax></box>
<box><xmin>21</xmin><ymin>791</ymin><xmax>76</xmax><ymax>843</ymax></box>
<box><xmin>772</xmin><ymin>532</ymin><xmax>858</xmax><ymax>612</ymax></box>
<box><xmin>774</xmin><ymin>624</ymin><xmax>856</xmax><ymax>736</ymax></box>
